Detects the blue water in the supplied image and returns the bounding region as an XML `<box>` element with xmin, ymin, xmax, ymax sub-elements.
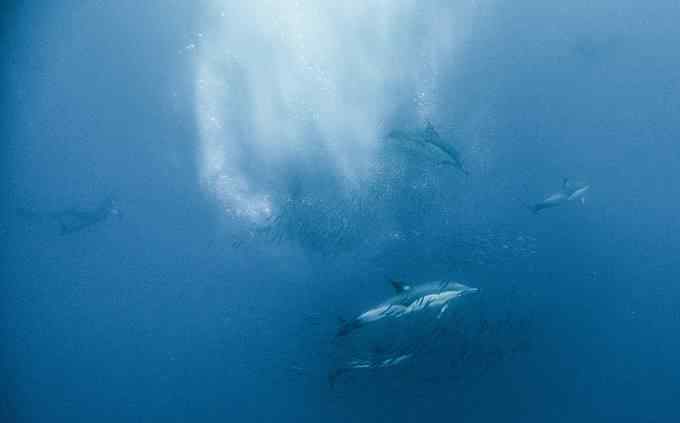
<box><xmin>3</xmin><ymin>1</ymin><xmax>680</xmax><ymax>422</ymax></box>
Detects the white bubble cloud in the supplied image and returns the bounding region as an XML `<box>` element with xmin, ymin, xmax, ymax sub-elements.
<box><xmin>194</xmin><ymin>0</ymin><xmax>484</xmax><ymax>223</ymax></box>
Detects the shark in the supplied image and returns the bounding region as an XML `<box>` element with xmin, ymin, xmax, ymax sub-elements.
<box><xmin>527</xmin><ymin>178</ymin><xmax>590</xmax><ymax>214</ymax></box>
<box><xmin>387</xmin><ymin>121</ymin><xmax>469</xmax><ymax>175</ymax></box>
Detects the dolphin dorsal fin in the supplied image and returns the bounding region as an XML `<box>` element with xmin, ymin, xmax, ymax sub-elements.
<box><xmin>424</xmin><ymin>120</ymin><xmax>438</xmax><ymax>138</ymax></box>
<box><xmin>562</xmin><ymin>178</ymin><xmax>570</xmax><ymax>189</ymax></box>
<box><xmin>390</xmin><ymin>280</ymin><xmax>411</xmax><ymax>294</ymax></box>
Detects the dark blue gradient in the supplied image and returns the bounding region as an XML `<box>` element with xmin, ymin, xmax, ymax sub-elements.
<box><xmin>3</xmin><ymin>1</ymin><xmax>680</xmax><ymax>422</ymax></box>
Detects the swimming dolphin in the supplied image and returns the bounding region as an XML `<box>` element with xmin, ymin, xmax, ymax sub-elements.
<box><xmin>17</xmin><ymin>198</ymin><xmax>122</xmax><ymax>235</ymax></box>
<box><xmin>337</xmin><ymin>280</ymin><xmax>479</xmax><ymax>337</ymax></box>
<box><xmin>328</xmin><ymin>353</ymin><xmax>414</xmax><ymax>388</ymax></box>
<box><xmin>330</xmin><ymin>279</ymin><xmax>479</xmax><ymax>387</ymax></box>
<box><xmin>387</xmin><ymin>121</ymin><xmax>469</xmax><ymax>175</ymax></box>
<box><xmin>527</xmin><ymin>178</ymin><xmax>590</xmax><ymax>214</ymax></box>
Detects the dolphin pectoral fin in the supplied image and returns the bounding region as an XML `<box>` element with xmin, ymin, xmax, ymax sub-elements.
<box><xmin>581</xmin><ymin>196</ymin><xmax>586</xmax><ymax>205</ymax></box>
<box><xmin>437</xmin><ymin>303</ymin><xmax>449</xmax><ymax>319</ymax></box>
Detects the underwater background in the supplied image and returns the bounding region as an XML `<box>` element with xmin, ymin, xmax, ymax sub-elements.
<box><xmin>3</xmin><ymin>1</ymin><xmax>680</xmax><ymax>421</ymax></box>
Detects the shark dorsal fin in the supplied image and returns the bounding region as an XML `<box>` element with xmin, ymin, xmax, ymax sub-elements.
<box><xmin>562</xmin><ymin>178</ymin><xmax>570</xmax><ymax>189</ymax></box>
<box><xmin>390</xmin><ymin>280</ymin><xmax>411</xmax><ymax>294</ymax></box>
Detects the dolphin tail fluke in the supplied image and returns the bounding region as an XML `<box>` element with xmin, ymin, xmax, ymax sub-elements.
<box><xmin>336</xmin><ymin>317</ymin><xmax>362</xmax><ymax>337</ymax></box>
<box><xmin>519</xmin><ymin>199</ymin><xmax>538</xmax><ymax>214</ymax></box>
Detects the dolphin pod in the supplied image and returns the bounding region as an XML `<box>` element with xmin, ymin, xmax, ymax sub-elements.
<box><xmin>330</xmin><ymin>280</ymin><xmax>479</xmax><ymax>386</ymax></box>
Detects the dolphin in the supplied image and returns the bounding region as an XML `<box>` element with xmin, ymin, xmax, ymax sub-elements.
<box><xmin>330</xmin><ymin>279</ymin><xmax>479</xmax><ymax>387</ymax></box>
<box><xmin>337</xmin><ymin>280</ymin><xmax>479</xmax><ymax>337</ymax></box>
<box><xmin>527</xmin><ymin>178</ymin><xmax>590</xmax><ymax>214</ymax></box>
<box><xmin>328</xmin><ymin>353</ymin><xmax>414</xmax><ymax>388</ymax></box>
<box><xmin>387</xmin><ymin>121</ymin><xmax>469</xmax><ymax>175</ymax></box>
<box><xmin>17</xmin><ymin>198</ymin><xmax>122</xmax><ymax>235</ymax></box>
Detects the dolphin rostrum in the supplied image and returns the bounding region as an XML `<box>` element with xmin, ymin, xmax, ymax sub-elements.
<box><xmin>387</xmin><ymin>121</ymin><xmax>469</xmax><ymax>175</ymax></box>
<box><xmin>337</xmin><ymin>279</ymin><xmax>479</xmax><ymax>337</ymax></box>
<box><xmin>527</xmin><ymin>178</ymin><xmax>590</xmax><ymax>214</ymax></box>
